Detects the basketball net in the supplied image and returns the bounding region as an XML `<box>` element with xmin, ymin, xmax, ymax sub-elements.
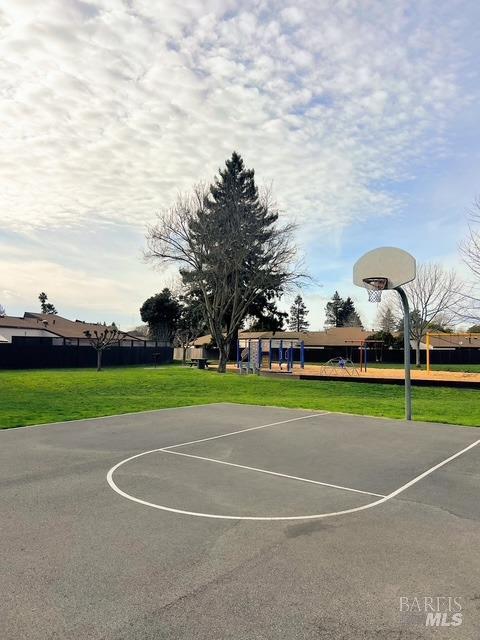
<box><xmin>363</xmin><ymin>277</ymin><xmax>387</xmax><ymax>303</ymax></box>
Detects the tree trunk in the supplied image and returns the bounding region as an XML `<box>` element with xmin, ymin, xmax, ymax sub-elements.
<box><xmin>97</xmin><ymin>350</ymin><xmax>102</xmax><ymax>372</ymax></box>
<box><xmin>415</xmin><ymin>340</ymin><xmax>421</xmax><ymax>368</ymax></box>
<box><xmin>182</xmin><ymin>345</ymin><xmax>187</xmax><ymax>365</ymax></box>
<box><xmin>217</xmin><ymin>342</ymin><xmax>230</xmax><ymax>373</ymax></box>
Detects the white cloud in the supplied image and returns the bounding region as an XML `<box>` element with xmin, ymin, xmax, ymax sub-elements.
<box><xmin>280</xmin><ymin>7</ymin><xmax>304</xmax><ymax>27</ymax></box>
<box><xmin>0</xmin><ymin>0</ymin><xmax>478</xmax><ymax>320</ymax></box>
<box><xmin>0</xmin><ymin>226</ymin><xmax>178</xmax><ymax>327</ymax></box>
<box><xmin>0</xmin><ymin>0</ymin><xmax>472</xmax><ymax>233</ymax></box>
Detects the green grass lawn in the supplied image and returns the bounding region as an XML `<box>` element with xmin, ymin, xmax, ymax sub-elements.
<box><xmin>1</xmin><ymin>365</ymin><xmax>479</xmax><ymax>429</ymax></box>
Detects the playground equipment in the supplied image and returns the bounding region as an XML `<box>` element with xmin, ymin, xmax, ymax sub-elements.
<box><xmin>354</xmin><ymin>247</ymin><xmax>416</xmax><ymax>420</ymax></box>
<box><xmin>426</xmin><ymin>332</ymin><xmax>479</xmax><ymax>373</ymax></box>
<box><xmin>321</xmin><ymin>357</ymin><xmax>359</xmax><ymax>376</ymax></box>
<box><xmin>237</xmin><ymin>337</ymin><xmax>305</xmax><ymax>374</ymax></box>
<box><xmin>237</xmin><ymin>339</ymin><xmax>261</xmax><ymax>374</ymax></box>
<box><xmin>345</xmin><ymin>339</ymin><xmax>384</xmax><ymax>372</ymax></box>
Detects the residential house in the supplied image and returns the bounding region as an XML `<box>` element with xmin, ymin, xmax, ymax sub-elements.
<box><xmin>0</xmin><ymin>313</ymin><xmax>142</xmax><ymax>345</ymax></box>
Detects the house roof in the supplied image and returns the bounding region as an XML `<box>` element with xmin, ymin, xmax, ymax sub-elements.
<box><xmin>427</xmin><ymin>333</ymin><xmax>480</xmax><ymax>348</ymax></box>
<box><xmin>194</xmin><ymin>327</ymin><xmax>374</xmax><ymax>348</ymax></box>
<box><xmin>304</xmin><ymin>327</ymin><xmax>373</xmax><ymax>346</ymax></box>
<box><xmin>236</xmin><ymin>331</ymin><xmax>267</xmax><ymax>340</ymax></box>
<box><xmin>0</xmin><ymin>315</ymin><xmax>59</xmax><ymax>334</ymax></box>
<box><xmin>193</xmin><ymin>334</ymin><xmax>216</xmax><ymax>346</ymax></box>
<box><xmin>0</xmin><ymin>313</ymin><xmax>142</xmax><ymax>341</ymax></box>
<box><xmin>270</xmin><ymin>328</ymin><xmax>371</xmax><ymax>346</ymax></box>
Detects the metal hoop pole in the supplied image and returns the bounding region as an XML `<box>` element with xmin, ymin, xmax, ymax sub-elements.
<box><xmin>395</xmin><ymin>286</ymin><xmax>412</xmax><ymax>421</ymax></box>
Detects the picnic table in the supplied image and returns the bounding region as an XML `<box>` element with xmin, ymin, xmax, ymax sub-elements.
<box><xmin>188</xmin><ymin>358</ymin><xmax>209</xmax><ymax>370</ymax></box>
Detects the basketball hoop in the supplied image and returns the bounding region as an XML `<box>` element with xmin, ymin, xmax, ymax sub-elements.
<box><xmin>363</xmin><ymin>277</ymin><xmax>387</xmax><ymax>303</ymax></box>
<box><xmin>353</xmin><ymin>247</ymin><xmax>416</xmax><ymax>421</ymax></box>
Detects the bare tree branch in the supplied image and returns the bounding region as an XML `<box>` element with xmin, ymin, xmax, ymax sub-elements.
<box><xmin>394</xmin><ymin>263</ymin><xmax>465</xmax><ymax>366</ymax></box>
<box><xmin>460</xmin><ymin>196</ymin><xmax>480</xmax><ymax>321</ymax></box>
<box><xmin>83</xmin><ymin>325</ymin><xmax>121</xmax><ymax>371</ymax></box>
<box><xmin>145</xmin><ymin>168</ymin><xmax>302</xmax><ymax>372</ymax></box>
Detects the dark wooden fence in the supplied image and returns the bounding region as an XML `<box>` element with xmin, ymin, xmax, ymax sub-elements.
<box><xmin>0</xmin><ymin>338</ymin><xmax>173</xmax><ymax>370</ymax></box>
<box><xmin>301</xmin><ymin>346</ymin><xmax>480</xmax><ymax>366</ymax></box>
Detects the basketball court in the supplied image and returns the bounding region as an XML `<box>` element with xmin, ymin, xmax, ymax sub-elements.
<box><xmin>1</xmin><ymin>403</ymin><xmax>479</xmax><ymax>639</ymax></box>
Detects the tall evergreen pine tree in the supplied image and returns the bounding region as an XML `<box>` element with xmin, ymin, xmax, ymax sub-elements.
<box><xmin>325</xmin><ymin>292</ymin><xmax>362</xmax><ymax>327</ymax></box>
<box><xmin>183</xmin><ymin>152</ymin><xmax>287</xmax><ymax>371</ymax></box>
<box><xmin>288</xmin><ymin>295</ymin><xmax>309</xmax><ymax>332</ymax></box>
<box><xmin>324</xmin><ymin>291</ymin><xmax>343</xmax><ymax>327</ymax></box>
<box><xmin>340</xmin><ymin>297</ymin><xmax>363</xmax><ymax>327</ymax></box>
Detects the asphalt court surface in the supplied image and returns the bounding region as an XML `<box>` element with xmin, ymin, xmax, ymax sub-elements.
<box><xmin>1</xmin><ymin>403</ymin><xmax>479</xmax><ymax>639</ymax></box>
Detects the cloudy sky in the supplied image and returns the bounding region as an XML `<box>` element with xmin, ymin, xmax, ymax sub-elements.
<box><xmin>1</xmin><ymin>0</ymin><xmax>479</xmax><ymax>330</ymax></box>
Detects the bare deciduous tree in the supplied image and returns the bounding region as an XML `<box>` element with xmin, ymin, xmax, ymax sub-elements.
<box><xmin>396</xmin><ymin>263</ymin><xmax>465</xmax><ymax>366</ymax></box>
<box><xmin>146</xmin><ymin>162</ymin><xmax>300</xmax><ymax>373</ymax></box>
<box><xmin>460</xmin><ymin>197</ymin><xmax>480</xmax><ymax>320</ymax></box>
<box><xmin>83</xmin><ymin>325</ymin><xmax>120</xmax><ymax>371</ymax></box>
<box><xmin>0</xmin><ymin>304</ymin><xmax>5</xmax><ymax>317</ymax></box>
<box><xmin>174</xmin><ymin>296</ymin><xmax>208</xmax><ymax>364</ymax></box>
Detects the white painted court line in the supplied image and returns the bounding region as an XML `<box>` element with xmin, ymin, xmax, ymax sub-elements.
<box><xmin>162</xmin><ymin>448</ymin><xmax>385</xmax><ymax>498</ymax></box>
<box><xmin>379</xmin><ymin>438</ymin><xmax>480</xmax><ymax>500</ymax></box>
<box><xmin>162</xmin><ymin>412</ymin><xmax>330</xmax><ymax>450</ymax></box>
<box><xmin>107</xmin><ymin>437</ymin><xmax>480</xmax><ymax>521</ymax></box>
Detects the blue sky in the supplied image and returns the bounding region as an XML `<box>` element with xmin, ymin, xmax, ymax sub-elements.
<box><xmin>1</xmin><ymin>0</ymin><xmax>479</xmax><ymax>330</ymax></box>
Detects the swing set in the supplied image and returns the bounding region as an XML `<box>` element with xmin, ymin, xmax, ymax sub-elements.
<box><xmin>344</xmin><ymin>339</ymin><xmax>384</xmax><ymax>373</ymax></box>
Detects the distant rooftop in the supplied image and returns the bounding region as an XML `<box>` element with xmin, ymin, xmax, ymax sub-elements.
<box><xmin>194</xmin><ymin>327</ymin><xmax>373</xmax><ymax>348</ymax></box>
<box><xmin>0</xmin><ymin>313</ymin><xmax>141</xmax><ymax>341</ymax></box>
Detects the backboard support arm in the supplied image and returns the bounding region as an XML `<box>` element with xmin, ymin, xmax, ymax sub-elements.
<box><xmin>395</xmin><ymin>286</ymin><xmax>412</xmax><ymax>420</ymax></box>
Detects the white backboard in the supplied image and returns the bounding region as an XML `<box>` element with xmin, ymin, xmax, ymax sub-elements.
<box><xmin>353</xmin><ymin>247</ymin><xmax>416</xmax><ymax>290</ymax></box>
